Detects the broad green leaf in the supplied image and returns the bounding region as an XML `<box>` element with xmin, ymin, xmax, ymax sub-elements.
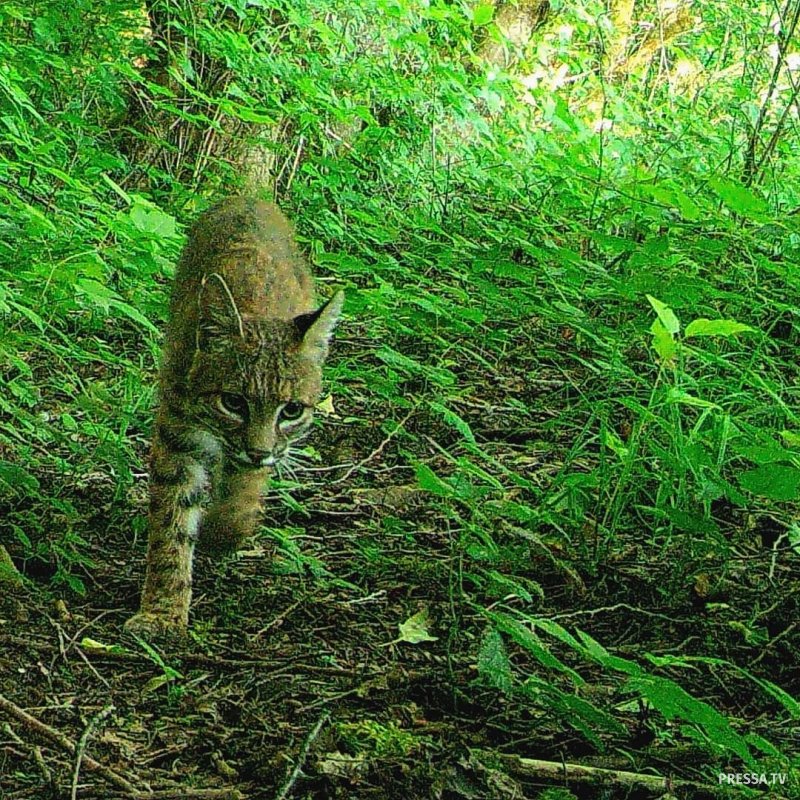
<box><xmin>629</xmin><ymin>675</ymin><xmax>750</xmax><ymax>761</ymax></box>
<box><xmin>110</xmin><ymin>299</ymin><xmax>160</xmax><ymax>334</ymax></box>
<box><xmin>649</xmin><ymin>319</ymin><xmax>677</xmax><ymax>362</ymax></box>
<box><xmin>646</xmin><ymin>295</ymin><xmax>680</xmax><ymax>334</ymax></box>
<box><xmin>477</xmin><ymin>628</ymin><xmax>513</xmax><ymax>692</ymax></box>
<box><xmin>142</xmin><ymin>674</ymin><xmax>173</xmax><ymax>695</ymax></box>
<box><xmin>415</xmin><ymin>463</ymin><xmax>454</xmax><ymax>497</ymax></box>
<box><xmin>672</xmin><ymin>187</ymin><xmax>702</xmax><ymax>221</ymax></box>
<box><xmin>8</xmin><ymin>300</ymin><xmax>45</xmax><ymax>331</ymax></box>
<box><xmin>429</xmin><ymin>400</ymin><xmax>476</xmax><ymax>444</ymax></box>
<box><xmin>129</xmin><ymin>199</ymin><xmax>178</xmax><ymax>238</ymax></box>
<box><xmin>735</xmin><ymin>442</ymin><xmax>793</xmax><ymax>465</ymax></box>
<box><xmin>397</xmin><ymin>610</ymin><xmax>438</xmax><ymax>644</ymax></box>
<box><xmin>489</xmin><ymin>612</ymin><xmax>585</xmax><ymax>685</ymax></box>
<box><xmin>659</xmin><ymin>507</ymin><xmax>719</xmax><ymax>536</ymax></box>
<box><xmin>781</xmin><ymin>430</ymin><xmax>800</xmax><ymax>448</ymax></box>
<box><xmin>0</xmin><ymin>462</ymin><xmax>40</xmax><ymax>493</ymax></box>
<box><xmin>473</xmin><ymin>4</ymin><xmax>494</xmax><ymax>26</ymax></box>
<box><xmin>667</xmin><ymin>388</ymin><xmax>719</xmax><ymax>409</ymax></box>
<box><xmin>709</xmin><ymin>177</ymin><xmax>768</xmax><ymax>220</ymax></box>
<box><xmin>685</xmin><ymin>318</ymin><xmax>754</xmax><ymax>338</ymax></box>
<box><xmin>79</xmin><ymin>637</ymin><xmax>128</xmax><ymax>655</ymax></box>
<box><xmin>602</xmin><ymin>428</ymin><xmax>629</xmax><ymax>458</ymax></box>
<box><xmin>739</xmin><ymin>465</ymin><xmax>800</xmax><ymax>501</ymax></box>
<box><xmin>522</xmin><ymin>677</ymin><xmax>626</xmax><ymax>743</ymax></box>
<box><xmin>483</xmin><ymin>569</ymin><xmax>540</xmax><ymax>602</ymax></box>
<box><xmin>75</xmin><ymin>278</ymin><xmax>117</xmax><ymax>310</ymax></box>
<box><xmin>789</xmin><ymin>523</ymin><xmax>800</xmax><ymax>556</ymax></box>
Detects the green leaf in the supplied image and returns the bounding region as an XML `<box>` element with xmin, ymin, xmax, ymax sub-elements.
<box><xmin>142</xmin><ymin>674</ymin><xmax>173</xmax><ymax>695</ymax></box>
<box><xmin>0</xmin><ymin>462</ymin><xmax>40</xmax><ymax>493</ymax></box>
<box><xmin>602</xmin><ymin>428</ymin><xmax>629</xmax><ymax>459</ymax></box>
<box><xmin>781</xmin><ymin>430</ymin><xmax>800</xmax><ymax>448</ymax></box>
<box><xmin>684</xmin><ymin>318</ymin><xmax>755</xmax><ymax>338</ymax></box>
<box><xmin>739</xmin><ymin>465</ymin><xmax>800</xmax><ymax>501</ymax></box>
<box><xmin>646</xmin><ymin>295</ymin><xmax>680</xmax><ymax>334</ymax></box>
<box><xmin>415</xmin><ymin>463</ymin><xmax>454</xmax><ymax>497</ymax></box>
<box><xmin>397</xmin><ymin>610</ymin><xmax>438</xmax><ymax>644</ymax></box>
<box><xmin>629</xmin><ymin>675</ymin><xmax>750</xmax><ymax>761</ymax></box>
<box><xmin>522</xmin><ymin>677</ymin><xmax>626</xmax><ymax>744</ymax></box>
<box><xmin>649</xmin><ymin>319</ymin><xmax>677</xmax><ymax>362</ymax></box>
<box><xmin>473</xmin><ymin>4</ymin><xmax>494</xmax><ymax>25</ymax></box>
<box><xmin>789</xmin><ymin>523</ymin><xmax>800</xmax><ymax>556</ymax></box>
<box><xmin>75</xmin><ymin>278</ymin><xmax>117</xmax><ymax>311</ymax></box>
<box><xmin>8</xmin><ymin>300</ymin><xmax>45</xmax><ymax>331</ymax></box>
<box><xmin>477</xmin><ymin>628</ymin><xmax>513</xmax><ymax>692</ymax></box>
<box><xmin>483</xmin><ymin>569</ymin><xmax>540</xmax><ymax>602</ymax></box>
<box><xmin>489</xmin><ymin>612</ymin><xmax>585</xmax><ymax>685</ymax></box>
<box><xmin>666</xmin><ymin>388</ymin><xmax>719</xmax><ymax>409</ymax></box>
<box><xmin>708</xmin><ymin>177</ymin><xmax>768</xmax><ymax>220</ymax></box>
<box><xmin>128</xmin><ymin>199</ymin><xmax>178</xmax><ymax>239</ymax></box>
<box><xmin>429</xmin><ymin>400</ymin><xmax>476</xmax><ymax>444</ymax></box>
<box><xmin>79</xmin><ymin>637</ymin><xmax>128</xmax><ymax>655</ymax></box>
<box><xmin>109</xmin><ymin>299</ymin><xmax>160</xmax><ymax>334</ymax></box>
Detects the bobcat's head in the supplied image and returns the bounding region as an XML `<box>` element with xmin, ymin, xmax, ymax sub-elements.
<box><xmin>185</xmin><ymin>277</ymin><xmax>343</xmax><ymax>468</ymax></box>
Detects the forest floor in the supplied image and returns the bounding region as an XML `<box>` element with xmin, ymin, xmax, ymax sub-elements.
<box><xmin>1</xmin><ymin>318</ymin><xmax>798</xmax><ymax>800</ymax></box>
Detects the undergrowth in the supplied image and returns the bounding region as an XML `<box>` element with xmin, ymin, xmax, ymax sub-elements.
<box><xmin>1</xmin><ymin>0</ymin><xmax>798</xmax><ymax>794</ymax></box>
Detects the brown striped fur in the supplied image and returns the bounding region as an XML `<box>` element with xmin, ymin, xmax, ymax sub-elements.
<box><xmin>125</xmin><ymin>198</ymin><xmax>343</xmax><ymax>637</ymax></box>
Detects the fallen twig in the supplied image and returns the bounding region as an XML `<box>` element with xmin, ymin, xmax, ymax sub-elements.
<box><xmin>475</xmin><ymin>751</ymin><xmax>719</xmax><ymax>795</ymax></box>
<box><xmin>332</xmin><ymin>406</ymin><xmax>417</xmax><ymax>485</ymax></box>
<box><xmin>0</xmin><ymin>692</ymin><xmax>139</xmax><ymax>795</ymax></box>
<box><xmin>1</xmin><ymin>693</ymin><xmax>246</xmax><ymax>798</ymax></box>
<box><xmin>274</xmin><ymin>711</ymin><xmax>330</xmax><ymax>800</ymax></box>
<box><xmin>71</xmin><ymin>704</ymin><xmax>115</xmax><ymax>800</ymax></box>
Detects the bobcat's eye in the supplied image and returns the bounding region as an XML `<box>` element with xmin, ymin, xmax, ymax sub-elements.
<box><xmin>218</xmin><ymin>392</ymin><xmax>248</xmax><ymax>418</ymax></box>
<box><xmin>279</xmin><ymin>401</ymin><xmax>306</xmax><ymax>423</ymax></box>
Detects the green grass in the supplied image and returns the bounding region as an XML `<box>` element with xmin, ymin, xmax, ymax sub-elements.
<box><xmin>1</xmin><ymin>0</ymin><xmax>798</xmax><ymax>794</ymax></box>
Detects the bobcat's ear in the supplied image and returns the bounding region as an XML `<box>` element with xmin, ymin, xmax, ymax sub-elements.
<box><xmin>295</xmin><ymin>290</ymin><xmax>344</xmax><ymax>365</ymax></box>
<box><xmin>197</xmin><ymin>272</ymin><xmax>245</xmax><ymax>350</ymax></box>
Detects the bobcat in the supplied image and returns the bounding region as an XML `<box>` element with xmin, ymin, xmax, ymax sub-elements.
<box><xmin>125</xmin><ymin>197</ymin><xmax>343</xmax><ymax>637</ymax></box>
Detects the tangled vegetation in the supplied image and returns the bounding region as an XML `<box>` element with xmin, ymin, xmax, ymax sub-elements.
<box><xmin>1</xmin><ymin>0</ymin><xmax>798</xmax><ymax>797</ymax></box>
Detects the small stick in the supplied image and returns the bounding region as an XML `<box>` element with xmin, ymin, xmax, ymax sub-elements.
<box><xmin>283</xmin><ymin>134</ymin><xmax>306</xmax><ymax>196</ymax></box>
<box><xmin>478</xmin><ymin>752</ymin><xmax>705</xmax><ymax>794</ymax></box>
<box><xmin>332</xmin><ymin>407</ymin><xmax>417</xmax><ymax>485</ymax></box>
<box><xmin>274</xmin><ymin>711</ymin><xmax>330</xmax><ymax>800</ymax></box>
<box><xmin>71</xmin><ymin>705</ymin><xmax>115</xmax><ymax>800</ymax></box>
<box><xmin>2</xmin><ymin>721</ymin><xmax>53</xmax><ymax>786</ymax></box>
<box><xmin>0</xmin><ymin>693</ymin><xmax>139</xmax><ymax>795</ymax></box>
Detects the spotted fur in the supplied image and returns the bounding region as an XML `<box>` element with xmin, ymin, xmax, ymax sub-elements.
<box><xmin>126</xmin><ymin>198</ymin><xmax>343</xmax><ymax>637</ymax></box>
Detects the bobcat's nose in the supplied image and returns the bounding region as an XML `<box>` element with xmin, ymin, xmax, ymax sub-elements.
<box><xmin>247</xmin><ymin>449</ymin><xmax>275</xmax><ymax>467</ymax></box>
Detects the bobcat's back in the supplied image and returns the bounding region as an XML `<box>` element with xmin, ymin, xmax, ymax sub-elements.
<box><xmin>162</xmin><ymin>197</ymin><xmax>316</xmax><ymax>390</ymax></box>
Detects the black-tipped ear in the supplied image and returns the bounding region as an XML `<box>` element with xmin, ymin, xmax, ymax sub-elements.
<box><xmin>197</xmin><ymin>273</ymin><xmax>244</xmax><ymax>351</ymax></box>
<box><xmin>295</xmin><ymin>290</ymin><xmax>344</xmax><ymax>365</ymax></box>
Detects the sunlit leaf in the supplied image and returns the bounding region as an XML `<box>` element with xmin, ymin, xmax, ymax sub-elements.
<box><xmin>646</xmin><ymin>295</ymin><xmax>680</xmax><ymax>334</ymax></box>
<box><xmin>397</xmin><ymin>610</ymin><xmax>438</xmax><ymax>644</ymax></box>
<box><xmin>685</xmin><ymin>318</ymin><xmax>755</xmax><ymax>338</ymax></box>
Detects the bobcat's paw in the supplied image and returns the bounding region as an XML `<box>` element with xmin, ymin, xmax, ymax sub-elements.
<box><xmin>124</xmin><ymin>611</ymin><xmax>188</xmax><ymax>642</ymax></box>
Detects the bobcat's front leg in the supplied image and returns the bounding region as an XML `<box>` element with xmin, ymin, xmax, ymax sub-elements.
<box><xmin>125</xmin><ymin>425</ymin><xmax>209</xmax><ymax>638</ymax></box>
<box><xmin>198</xmin><ymin>466</ymin><xmax>270</xmax><ymax>554</ymax></box>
